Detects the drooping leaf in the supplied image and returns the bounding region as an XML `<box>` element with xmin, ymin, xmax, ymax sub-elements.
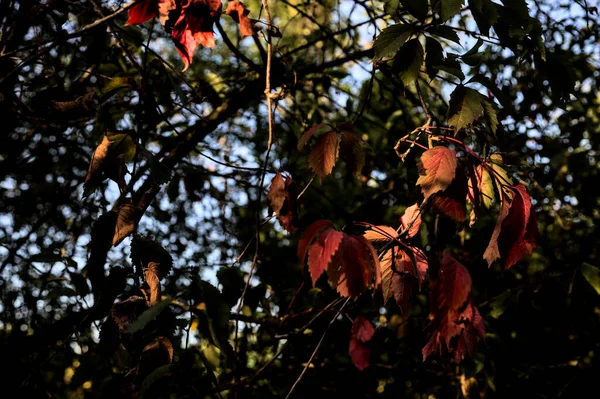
<box><xmin>308</xmin><ymin>130</ymin><xmax>340</xmax><ymax>177</ymax></box>
<box><xmin>379</xmin><ymin>246</ymin><xmax>428</xmax><ymax>310</ymax></box>
<box><xmin>327</xmin><ymin>235</ymin><xmax>373</xmax><ymax>297</ymax></box>
<box><xmin>225</xmin><ymin>1</ymin><xmax>256</xmax><ymax>37</ymax></box>
<box><xmin>84</xmin><ymin>135</ymin><xmax>112</xmax><ymax>197</ymax></box>
<box><xmin>400</xmin><ymin>203</ymin><xmax>421</xmax><ymax>238</ymax></box>
<box><xmin>440</xmin><ymin>0</ymin><xmax>463</xmax><ymax>22</ymax></box>
<box><xmin>447</xmin><ymin>86</ymin><xmax>485</xmax><ymax>133</ymax></box>
<box><xmin>113</xmin><ymin>201</ymin><xmax>140</xmax><ymax>246</ymax></box>
<box><xmin>483</xmin><ymin>185</ymin><xmax>537</xmax><ymax>269</ymax></box>
<box><xmin>308</xmin><ymin>229</ymin><xmax>344</xmax><ymax>285</ymax></box>
<box><xmin>423</xmin><ymin>253</ymin><xmax>483</xmax><ymax>361</ymax></box>
<box><xmin>374</xmin><ymin>24</ymin><xmax>415</xmax><ymax>59</ymax></box>
<box><xmin>267</xmin><ymin>172</ymin><xmax>298</xmax><ymax>233</ymax></box>
<box><xmin>171</xmin><ymin>0</ymin><xmax>223</xmax><ymax>71</ymax></box>
<box><xmin>437</xmin><ymin>57</ymin><xmax>465</xmax><ymax>81</ymax></box>
<box><xmin>392</xmin><ymin>38</ymin><xmax>425</xmax><ymax>86</ymax></box>
<box><xmin>581</xmin><ymin>263</ymin><xmax>600</xmax><ymax>295</ymax></box>
<box><xmin>87</xmin><ymin>212</ymin><xmax>118</xmax><ymax>298</ymax></box>
<box><xmin>416</xmin><ymin>146</ymin><xmax>458</xmax><ymax>200</ymax></box>
<box><xmin>298</xmin><ymin>220</ymin><xmax>335</xmax><ymax>265</ymax></box>
<box><xmin>125</xmin><ymin>299</ymin><xmax>172</xmax><ymax>334</ymax></box>
<box><xmin>297</xmin><ymin>123</ymin><xmax>330</xmax><ymax>150</ymax></box>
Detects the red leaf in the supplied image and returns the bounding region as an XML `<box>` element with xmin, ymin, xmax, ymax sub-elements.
<box><xmin>327</xmin><ymin>235</ymin><xmax>372</xmax><ymax>297</ymax></box>
<box><xmin>379</xmin><ymin>246</ymin><xmax>428</xmax><ymax>310</ymax></box>
<box><xmin>349</xmin><ymin>337</ymin><xmax>371</xmax><ymax>371</ymax></box>
<box><xmin>308</xmin><ymin>130</ymin><xmax>340</xmax><ymax>177</ymax></box>
<box><xmin>267</xmin><ymin>172</ymin><xmax>297</xmax><ymax>233</ymax></box>
<box><xmin>400</xmin><ymin>203</ymin><xmax>421</xmax><ymax>238</ymax></box>
<box><xmin>352</xmin><ymin>316</ymin><xmax>375</xmax><ymax>342</ymax></box>
<box><xmin>225</xmin><ymin>1</ymin><xmax>256</xmax><ymax>37</ymax></box>
<box><xmin>297</xmin><ymin>220</ymin><xmax>334</xmax><ymax>264</ymax></box>
<box><xmin>423</xmin><ymin>253</ymin><xmax>483</xmax><ymax>361</ymax></box>
<box><xmin>483</xmin><ymin>184</ymin><xmax>537</xmax><ymax>269</ymax></box>
<box><xmin>430</xmin><ymin>165</ymin><xmax>467</xmax><ymax>222</ymax></box>
<box><xmin>439</xmin><ymin>252</ymin><xmax>472</xmax><ymax>311</ymax></box>
<box><xmin>416</xmin><ymin>147</ymin><xmax>457</xmax><ymax>200</ymax></box>
<box><xmin>349</xmin><ymin>316</ymin><xmax>375</xmax><ymax>371</ymax></box>
<box><xmin>171</xmin><ymin>0</ymin><xmax>223</xmax><ymax>71</ymax></box>
<box><xmin>126</xmin><ymin>0</ymin><xmax>175</xmax><ymax>26</ymax></box>
<box><xmin>297</xmin><ymin>123</ymin><xmax>329</xmax><ymax>150</ymax></box>
<box><xmin>355</xmin><ymin>235</ymin><xmax>382</xmax><ymax>292</ymax></box>
<box><xmin>307</xmin><ymin>229</ymin><xmax>344</xmax><ymax>285</ymax></box>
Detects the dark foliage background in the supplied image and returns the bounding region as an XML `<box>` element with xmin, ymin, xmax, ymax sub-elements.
<box><xmin>1</xmin><ymin>0</ymin><xmax>599</xmax><ymax>397</ymax></box>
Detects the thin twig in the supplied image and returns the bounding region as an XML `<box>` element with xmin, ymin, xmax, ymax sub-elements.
<box><xmin>284</xmin><ymin>298</ymin><xmax>350</xmax><ymax>399</ymax></box>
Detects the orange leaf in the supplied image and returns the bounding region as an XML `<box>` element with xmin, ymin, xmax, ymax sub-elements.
<box><xmin>297</xmin><ymin>220</ymin><xmax>334</xmax><ymax>264</ymax></box>
<box><xmin>307</xmin><ymin>229</ymin><xmax>344</xmax><ymax>285</ymax></box>
<box><xmin>416</xmin><ymin>147</ymin><xmax>457</xmax><ymax>200</ymax></box>
<box><xmin>363</xmin><ymin>225</ymin><xmax>397</xmax><ymax>242</ymax></box>
<box><xmin>225</xmin><ymin>1</ymin><xmax>256</xmax><ymax>37</ymax></box>
<box><xmin>308</xmin><ymin>130</ymin><xmax>339</xmax><ymax>177</ymax></box>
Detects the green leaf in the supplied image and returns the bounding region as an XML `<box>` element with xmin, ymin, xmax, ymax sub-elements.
<box><xmin>425</xmin><ymin>37</ymin><xmax>445</xmax><ymax>80</ymax></box>
<box><xmin>463</xmin><ymin>39</ymin><xmax>484</xmax><ymax>57</ymax></box>
<box><xmin>440</xmin><ymin>0</ymin><xmax>463</xmax><ymax>22</ymax></box>
<box><xmin>488</xmin><ymin>154</ymin><xmax>513</xmax><ymax>186</ymax></box>
<box><xmin>582</xmin><ymin>263</ymin><xmax>600</xmax><ymax>295</ymax></box>
<box><xmin>468</xmin><ymin>74</ymin><xmax>511</xmax><ymax>108</ymax></box>
<box><xmin>125</xmin><ymin>299</ymin><xmax>172</xmax><ymax>334</ymax></box>
<box><xmin>100</xmin><ymin>76</ymin><xmax>133</xmax><ymax>100</ymax></box>
<box><xmin>392</xmin><ymin>38</ymin><xmax>425</xmax><ymax>86</ymax></box>
<box><xmin>374</xmin><ymin>24</ymin><xmax>415</xmax><ymax>59</ymax></box>
<box><xmin>430</xmin><ymin>25</ymin><xmax>461</xmax><ymax>44</ymax></box>
<box><xmin>470</xmin><ymin>0</ymin><xmax>498</xmax><ymax>35</ymax></box>
<box><xmin>437</xmin><ymin>58</ymin><xmax>465</xmax><ymax>80</ymax></box>
<box><xmin>385</xmin><ymin>0</ymin><xmax>400</xmax><ymax>14</ymax></box>
<box><xmin>139</xmin><ymin>365</ymin><xmax>172</xmax><ymax>398</ymax></box>
<box><xmin>447</xmin><ymin>86</ymin><xmax>484</xmax><ymax>132</ymax></box>
<box><xmin>196</xmin><ymin>281</ymin><xmax>233</xmax><ymax>359</ymax></box>
<box><xmin>138</xmin><ymin>147</ymin><xmax>173</xmax><ymax>185</ymax></box>
<box><xmin>400</xmin><ymin>0</ymin><xmax>429</xmax><ymax>21</ymax></box>
<box><xmin>482</xmin><ymin>97</ymin><xmax>499</xmax><ymax>135</ymax></box>
<box><xmin>106</xmin><ymin>130</ymin><xmax>136</xmax><ymax>162</ymax></box>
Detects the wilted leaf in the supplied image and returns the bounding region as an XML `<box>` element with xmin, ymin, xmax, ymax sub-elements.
<box><xmin>138</xmin><ymin>337</ymin><xmax>174</xmax><ymax>383</ymax></box>
<box><xmin>84</xmin><ymin>135</ymin><xmax>112</xmax><ymax>197</ymax></box>
<box><xmin>483</xmin><ymin>185</ymin><xmax>537</xmax><ymax>269</ymax></box>
<box><xmin>447</xmin><ymin>86</ymin><xmax>485</xmax><ymax>133</ymax></box>
<box><xmin>131</xmin><ymin>236</ymin><xmax>173</xmax><ymax>280</ymax></box>
<box><xmin>112</xmin><ymin>296</ymin><xmax>149</xmax><ymax>333</ymax></box>
<box><xmin>113</xmin><ymin>202</ymin><xmax>140</xmax><ymax>246</ymax></box>
<box><xmin>308</xmin><ymin>229</ymin><xmax>344</xmax><ymax>285</ymax></box>
<box><xmin>374</xmin><ymin>24</ymin><xmax>415</xmax><ymax>59</ymax></box>
<box><xmin>581</xmin><ymin>263</ymin><xmax>600</xmax><ymax>295</ymax></box>
<box><xmin>225</xmin><ymin>1</ymin><xmax>256</xmax><ymax>37</ymax></box>
<box><xmin>416</xmin><ymin>146</ymin><xmax>457</xmax><ymax>200</ymax></box>
<box><xmin>392</xmin><ymin>38</ymin><xmax>424</xmax><ymax>86</ymax></box>
<box><xmin>308</xmin><ymin>130</ymin><xmax>340</xmax><ymax>177</ymax></box>
<box><xmin>327</xmin><ymin>235</ymin><xmax>373</xmax><ymax>297</ymax></box>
